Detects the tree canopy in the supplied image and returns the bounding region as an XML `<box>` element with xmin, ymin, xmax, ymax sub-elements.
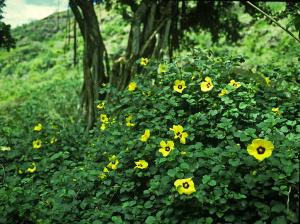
<box><xmin>0</xmin><ymin>0</ymin><xmax>15</xmax><ymax>51</ymax></box>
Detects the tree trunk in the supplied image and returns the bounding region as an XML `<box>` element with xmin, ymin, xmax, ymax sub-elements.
<box><xmin>69</xmin><ymin>0</ymin><xmax>109</xmax><ymax>130</ymax></box>
<box><xmin>110</xmin><ymin>0</ymin><xmax>177</xmax><ymax>91</ymax></box>
<box><xmin>73</xmin><ymin>19</ymin><xmax>77</xmax><ymax>66</ymax></box>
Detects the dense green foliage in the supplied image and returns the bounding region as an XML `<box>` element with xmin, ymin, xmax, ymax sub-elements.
<box><xmin>0</xmin><ymin>3</ymin><xmax>299</xmax><ymax>224</ymax></box>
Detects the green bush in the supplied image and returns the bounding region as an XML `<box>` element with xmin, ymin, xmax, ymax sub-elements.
<box><xmin>0</xmin><ymin>51</ymin><xmax>299</xmax><ymax>223</ymax></box>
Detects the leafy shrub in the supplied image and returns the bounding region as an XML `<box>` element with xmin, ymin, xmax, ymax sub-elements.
<box><xmin>0</xmin><ymin>51</ymin><xmax>299</xmax><ymax>223</ymax></box>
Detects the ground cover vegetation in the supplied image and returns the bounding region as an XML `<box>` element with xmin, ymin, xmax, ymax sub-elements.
<box><xmin>0</xmin><ymin>1</ymin><xmax>299</xmax><ymax>223</ymax></box>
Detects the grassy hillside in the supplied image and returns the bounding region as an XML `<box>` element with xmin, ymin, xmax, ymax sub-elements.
<box><xmin>0</xmin><ymin>6</ymin><xmax>129</xmax><ymax>124</ymax></box>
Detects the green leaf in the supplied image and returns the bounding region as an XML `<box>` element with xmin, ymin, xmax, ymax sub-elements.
<box><xmin>271</xmin><ymin>204</ymin><xmax>285</xmax><ymax>213</ymax></box>
<box><xmin>145</xmin><ymin>216</ymin><xmax>156</xmax><ymax>224</ymax></box>
<box><xmin>167</xmin><ymin>169</ymin><xmax>177</xmax><ymax>177</ymax></box>
<box><xmin>239</xmin><ymin>102</ymin><xmax>247</xmax><ymax>109</ymax></box>
<box><xmin>271</xmin><ymin>216</ymin><xmax>287</xmax><ymax>224</ymax></box>
<box><xmin>180</xmin><ymin>162</ymin><xmax>189</xmax><ymax>170</ymax></box>
<box><xmin>202</xmin><ymin>175</ymin><xmax>211</xmax><ymax>184</ymax></box>
<box><xmin>280</xmin><ymin>126</ymin><xmax>289</xmax><ymax>133</ymax></box>
<box><xmin>209</xmin><ymin>180</ymin><xmax>217</xmax><ymax>186</ymax></box>
<box><xmin>144</xmin><ymin>201</ymin><xmax>153</xmax><ymax>209</ymax></box>
<box><xmin>111</xmin><ymin>216</ymin><xmax>123</xmax><ymax>224</ymax></box>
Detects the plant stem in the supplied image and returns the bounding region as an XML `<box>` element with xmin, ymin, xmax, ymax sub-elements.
<box><xmin>246</xmin><ymin>1</ymin><xmax>300</xmax><ymax>43</ymax></box>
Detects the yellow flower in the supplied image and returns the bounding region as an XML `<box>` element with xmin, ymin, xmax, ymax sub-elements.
<box><xmin>34</xmin><ymin>123</ymin><xmax>43</xmax><ymax>132</ymax></box>
<box><xmin>174</xmin><ymin>178</ymin><xmax>196</xmax><ymax>195</ymax></box>
<box><xmin>0</xmin><ymin>146</ymin><xmax>11</xmax><ymax>151</ymax></box>
<box><xmin>103</xmin><ymin>167</ymin><xmax>109</xmax><ymax>173</ymax></box>
<box><xmin>50</xmin><ymin>137</ymin><xmax>57</xmax><ymax>144</ymax></box>
<box><xmin>229</xmin><ymin>80</ymin><xmax>241</xmax><ymax>88</ymax></box>
<box><xmin>27</xmin><ymin>162</ymin><xmax>37</xmax><ymax>173</ymax></box>
<box><xmin>107</xmin><ymin>155</ymin><xmax>119</xmax><ymax>170</ymax></box>
<box><xmin>158</xmin><ymin>64</ymin><xmax>167</xmax><ymax>74</ymax></box>
<box><xmin>218</xmin><ymin>89</ymin><xmax>228</xmax><ymax>96</ymax></box>
<box><xmin>159</xmin><ymin>140</ymin><xmax>175</xmax><ymax>157</ymax></box>
<box><xmin>98</xmin><ymin>167</ymin><xmax>109</xmax><ymax>180</ymax></box>
<box><xmin>140</xmin><ymin>57</ymin><xmax>149</xmax><ymax>66</ymax></box>
<box><xmin>272</xmin><ymin>107</ymin><xmax>281</xmax><ymax>116</ymax></box>
<box><xmin>100</xmin><ymin>123</ymin><xmax>107</xmax><ymax>131</ymax></box>
<box><xmin>32</xmin><ymin>139</ymin><xmax>42</xmax><ymax>149</ymax></box>
<box><xmin>18</xmin><ymin>169</ymin><xmax>23</xmax><ymax>174</ymax></box>
<box><xmin>170</xmin><ymin>125</ymin><xmax>188</xmax><ymax>144</ymax></box>
<box><xmin>97</xmin><ymin>101</ymin><xmax>105</xmax><ymax>109</ymax></box>
<box><xmin>134</xmin><ymin>160</ymin><xmax>148</xmax><ymax>169</ymax></box>
<box><xmin>100</xmin><ymin>114</ymin><xmax>109</xmax><ymax>123</ymax></box>
<box><xmin>247</xmin><ymin>139</ymin><xmax>274</xmax><ymax>161</ymax></box>
<box><xmin>128</xmin><ymin>82</ymin><xmax>137</xmax><ymax>91</ymax></box>
<box><xmin>200</xmin><ymin>76</ymin><xmax>214</xmax><ymax>92</ymax></box>
<box><xmin>125</xmin><ymin>115</ymin><xmax>135</xmax><ymax>127</ymax></box>
<box><xmin>140</xmin><ymin>129</ymin><xmax>150</xmax><ymax>142</ymax></box>
<box><xmin>173</xmin><ymin>80</ymin><xmax>186</xmax><ymax>93</ymax></box>
<box><xmin>264</xmin><ymin>77</ymin><xmax>270</xmax><ymax>86</ymax></box>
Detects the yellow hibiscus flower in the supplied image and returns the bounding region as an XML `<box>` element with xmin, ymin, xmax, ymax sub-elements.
<box><xmin>140</xmin><ymin>57</ymin><xmax>149</xmax><ymax>66</ymax></box>
<box><xmin>32</xmin><ymin>139</ymin><xmax>42</xmax><ymax>149</ymax></box>
<box><xmin>134</xmin><ymin>160</ymin><xmax>148</xmax><ymax>169</ymax></box>
<box><xmin>200</xmin><ymin>77</ymin><xmax>213</xmax><ymax>92</ymax></box>
<box><xmin>229</xmin><ymin>80</ymin><xmax>241</xmax><ymax>88</ymax></box>
<box><xmin>272</xmin><ymin>107</ymin><xmax>281</xmax><ymax>116</ymax></box>
<box><xmin>173</xmin><ymin>80</ymin><xmax>186</xmax><ymax>93</ymax></box>
<box><xmin>97</xmin><ymin>101</ymin><xmax>105</xmax><ymax>109</ymax></box>
<box><xmin>264</xmin><ymin>76</ymin><xmax>271</xmax><ymax>86</ymax></box>
<box><xmin>158</xmin><ymin>64</ymin><xmax>167</xmax><ymax>74</ymax></box>
<box><xmin>125</xmin><ymin>115</ymin><xmax>135</xmax><ymax>127</ymax></box>
<box><xmin>107</xmin><ymin>155</ymin><xmax>119</xmax><ymax>170</ymax></box>
<box><xmin>128</xmin><ymin>82</ymin><xmax>137</xmax><ymax>91</ymax></box>
<box><xmin>100</xmin><ymin>123</ymin><xmax>107</xmax><ymax>131</ymax></box>
<box><xmin>103</xmin><ymin>167</ymin><xmax>109</xmax><ymax>173</ymax></box>
<box><xmin>98</xmin><ymin>167</ymin><xmax>109</xmax><ymax>180</ymax></box>
<box><xmin>174</xmin><ymin>178</ymin><xmax>196</xmax><ymax>195</ymax></box>
<box><xmin>247</xmin><ymin>139</ymin><xmax>274</xmax><ymax>161</ymax></box>
<box><xmin>170</xmin><ymin>125</ymin><xmax>188</xmax><ymax>144</ymax></box>
<box><xmin>159</xmin><ymin>140</ymin><xmax>175</xmax><ymax>157</ymax></box>
<box><xmin>0</xmin><ymin>146</ymin><xmax>11</xmax><ymax>151</ymax></box>
<box><xmin>218</xmin><ymin>89</ymin><xmax>228</xmax><ymax>96</ymax></box>
<box><xmin>34</xmin><ymin>123</ymin><xmax>43</xmax><ymax>132</ymax></box>
<box><xmin>27</xmin><ymin>162</ymin><xmax>37</xmax><ymax>173</ymax></box>
<box><xmin>100</xmin><ymin>114</ymin><xmax>109</xmax><ymax>123</ymax></box>
<box><xmin>140</xmin><ymin>129</ymin><xmax>150</xmax><ymax>142</ymax></box>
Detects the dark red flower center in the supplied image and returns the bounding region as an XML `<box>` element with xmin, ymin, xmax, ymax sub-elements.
<box><xmin>178</xmin><ymin>85</ymin><xmax>182</xmax><ymax>89</ymax></box>
<box><xmin>176</xmin><ymin>132</ymin><xmax>182</xmax><ymax>138</ymax></box>
<box><xmin>183</xmin><ymin>182</ymin><xmax>189</xmax><ymax>189</ymax></box>
<box><xmin>256</xmin><ymin>146</ymin><xmax>266</xmax><ymax>154</ymax></box>
<box><xmin>165</xmin><ymin>146</ymin><xmax>170</xmax><ymax>152</ymax></box>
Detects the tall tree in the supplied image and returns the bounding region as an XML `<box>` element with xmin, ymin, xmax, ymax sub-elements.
<box><xmin>0</xmin><ymin>0</ymin><xmax>15</xmax><ymax>51</ymax></box>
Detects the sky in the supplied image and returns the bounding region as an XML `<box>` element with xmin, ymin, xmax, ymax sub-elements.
<box><xmin>3</xmin><ymin>0</ymin><xmax>69</xmax><ymax>28</ymax></box>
